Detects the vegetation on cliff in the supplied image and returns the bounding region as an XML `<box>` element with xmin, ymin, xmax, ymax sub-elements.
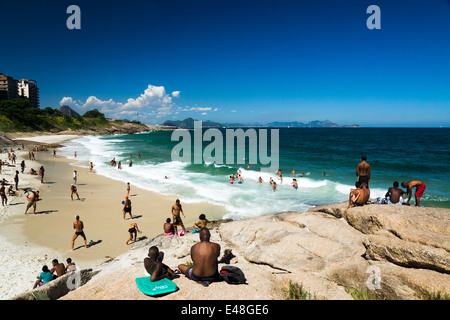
<box><xmin>0</xmin><ymin>99</ymin><xmax>145</xmax><ymax>133</ymax></box>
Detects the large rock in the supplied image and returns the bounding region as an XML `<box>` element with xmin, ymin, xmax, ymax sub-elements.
<box><xmin>12</xmin><ymin>204</ymin><xmax>450</xmax><ymax>300</ymax></box>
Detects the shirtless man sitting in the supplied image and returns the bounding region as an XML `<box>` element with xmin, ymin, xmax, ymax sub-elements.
<box><xmin>402</xmin><ymin>180</ymin><xmax>426</xmax><ymax>207</ymax></box>
<box><xmin>348</xmin><ymin>182</ymin><xmax>363</xmax><ymax>208</ymax></box>
<box><xmin>50</xmin><ymin>259</ymin><xmax>66</xmax><ymax>279</ymax></box>
<box><xmin>144</xmin><ymin>246</ymin><xmax>175</xmax><ymax>282</ymax></box>
<box><xmin>356</xmin><ymin>155</ymin><xmax>371</xmax><ymax>188</ymax></box>
<box><xmin>178</xmin><ymin>228</ymin><xmax>221</xmax><ymax>285</ymax></box>
<box><xmin>385</xmin><ymin>181</ymin><xmax>405</xmax><ymax>204</ymax></box>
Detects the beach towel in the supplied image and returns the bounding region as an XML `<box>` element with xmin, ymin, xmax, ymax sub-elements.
<box><xmin>135</xmin><ymin>277</ymin><xmax>177</xmax><ymax>296</ymax></box>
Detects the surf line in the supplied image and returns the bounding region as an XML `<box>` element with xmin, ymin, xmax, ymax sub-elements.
<box><xmin>171</xmin><ymin>120</ymin><xmax>279</xmax><ymax>172</ymax></box>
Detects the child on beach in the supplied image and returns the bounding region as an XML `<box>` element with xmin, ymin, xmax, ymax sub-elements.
<box><xmin>126</xmin><ymin>182</ymin><xmax>130</xmax><ymax>196</ymax></box>
<box><xmin>164</xmin><ymin>218</ymin><xmax>174</xmax><ymax>236</ymax></box>
<box><xmin>192</xmin><ymin>214</ymin><xmax>210</xmax><ymax>233</ymax></box>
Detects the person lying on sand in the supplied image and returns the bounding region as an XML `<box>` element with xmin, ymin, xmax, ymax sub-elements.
<box><xmin>144</xmin><ymin>246</ymin><xmax>175</xmax><ymax>282</ymax></box>
<box><xmin>178</xmin><ymin>228</ymin><xmax>221</xmax><ymax>286</ymax></box>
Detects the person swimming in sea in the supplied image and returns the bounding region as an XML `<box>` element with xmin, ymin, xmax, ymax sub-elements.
<box><xmin>292</xmin><ymin>179</ymin><xmax>298</xmax><ymax>190</ymax></box>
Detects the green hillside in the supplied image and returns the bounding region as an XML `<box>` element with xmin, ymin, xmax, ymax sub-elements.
<box><xmin>0</xmin><ymin>99</ymin><xmax>111</xmax><ymax>132</ymax></box>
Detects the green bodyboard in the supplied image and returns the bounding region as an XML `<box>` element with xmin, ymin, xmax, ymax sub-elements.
<box><xmin>135</xmin><ymin>277</ymin><xmax>177</xmax><ymax>296</ymax></box>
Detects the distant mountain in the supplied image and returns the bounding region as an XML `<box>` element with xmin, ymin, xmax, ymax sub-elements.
<box><xmin>161</xmin><ymin>118</ymin><xmax>223</xmax><ymax>129</ymax></box>
<box><xmin>161</xmin><ymin>118</ymin><xmax>359</xmax><ymax>128</ymax></box>
<box><xmin>60</xmin><ymin>105</ymin><xmax>80</xmax><ymax>117</ymax></box>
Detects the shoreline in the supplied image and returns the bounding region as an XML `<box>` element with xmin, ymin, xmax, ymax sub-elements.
<box><xmin>2</xmin><ymin>132</ymin><xmax>448</xmax><ymax>300</ymax></box>
<box><xmin>0</xmin><ymin>134</ymin><xmax>227</xmax><ymax>299</ymax></box>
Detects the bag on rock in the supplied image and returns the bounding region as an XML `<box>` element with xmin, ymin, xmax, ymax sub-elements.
<box><xmin>219</xmin><ymin>266</ymin><xmax>247</xmax><ymax>284</ymax></box>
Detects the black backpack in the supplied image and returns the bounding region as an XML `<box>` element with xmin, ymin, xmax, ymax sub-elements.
<box><xmin>219</xmin><ymin>266</ymin><xmax>247</xmax><ymax>284</ymax></box>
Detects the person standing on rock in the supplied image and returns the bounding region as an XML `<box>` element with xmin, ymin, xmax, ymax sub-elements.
<box><xmin>402</xmin><ymin>180</ymin><xmax>426</xmax><ymax>207</ymax></box>
<box><xmin>171</xmin><ymin>199</ymin><xmax>186</xmax><ymax>235</ymax></box>
<box><xmin>356</xmin><ymin>155</ymin><xmax>371</xmax><ymax>188</ymax></box>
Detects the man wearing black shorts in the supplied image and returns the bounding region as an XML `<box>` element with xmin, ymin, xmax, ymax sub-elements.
<box><xmin>356</xmin><ymin>155</ymin><xmax>371</xmax><ymax>188</ymax></box>
<box><xmin>123</xmin><ymin>195</ymin><xmax>133</xmax><ymax>220</ymax></box>
<box><xmin>171</xmin><ymin>199</ymin><xmax>186</xmax><ymax>235</ymax></box>
<box><xmin>71</xmin><ymin>215</ymin><xmax>87</xmax><ymax>251</ymax></box>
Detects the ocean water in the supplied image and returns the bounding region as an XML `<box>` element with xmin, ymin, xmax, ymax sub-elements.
<box><xmin>59</xmin><ymin>128</ymin><xmax>450</xmax><ymax>219</ymax></box>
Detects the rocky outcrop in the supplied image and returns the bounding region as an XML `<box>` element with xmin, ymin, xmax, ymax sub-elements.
<box><xmin>12</xmin><ymin>203</ymin><xmax>450</xmax><ymax>300</ymax></box>
<box><xmin>10</xmin><ymin>269</ymin><xmax>99</xmax><ymax>300</ymax></box>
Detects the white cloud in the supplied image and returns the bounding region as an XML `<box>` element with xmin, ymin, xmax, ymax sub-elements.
<box><xmin>60</xmin><ymin>84</ymin><xmax>178</xmax><ymax>120</ymax></box>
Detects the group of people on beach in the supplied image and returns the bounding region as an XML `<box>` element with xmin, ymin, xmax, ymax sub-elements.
<box><xmin>2</xmin><ymin>143</ymin><xmax>431</xmax><ymax>295</ymax></box>
<box><xmin>145</xmin><ymin>227</ymin><xmax>222</xmax><ymax>286</ymax></box>
<box><xmin>348</xmin><ymin>155</ymin><xmax>427</xmax><ymax>208</ymax></box>
<box><xmin>33</xmin><ymin>258</ymin><xmax>77</xmax><ymax>289</ymax></box>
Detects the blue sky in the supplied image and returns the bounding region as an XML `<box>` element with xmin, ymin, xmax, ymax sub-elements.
<box><xmin>1</xmin><ymin>0</ymin><xmax>449</xmax><ymax>126</ymax></box>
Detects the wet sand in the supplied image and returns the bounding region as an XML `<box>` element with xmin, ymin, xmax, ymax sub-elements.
<box><xmin>0</xmin><ymin>135</ymin><xmax>227</xmax><ymax>298</ymax></box>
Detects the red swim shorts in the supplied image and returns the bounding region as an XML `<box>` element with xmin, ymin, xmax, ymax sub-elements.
<box><xmin>415</xmin><ymin>183</ymin><xmax>426</xmax><ymax>198</ymax></box>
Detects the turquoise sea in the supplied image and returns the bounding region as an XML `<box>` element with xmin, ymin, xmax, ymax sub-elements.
<box><xmin>60</xmin><ymin>127</ymin><xmax>450</xmax><ymax>219</ymax></box>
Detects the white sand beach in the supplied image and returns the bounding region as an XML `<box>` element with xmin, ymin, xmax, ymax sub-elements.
<box><xmin>0</xmin><ymin>134</ymin><xmax>227</xmax><ymax>299</ymax></box>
